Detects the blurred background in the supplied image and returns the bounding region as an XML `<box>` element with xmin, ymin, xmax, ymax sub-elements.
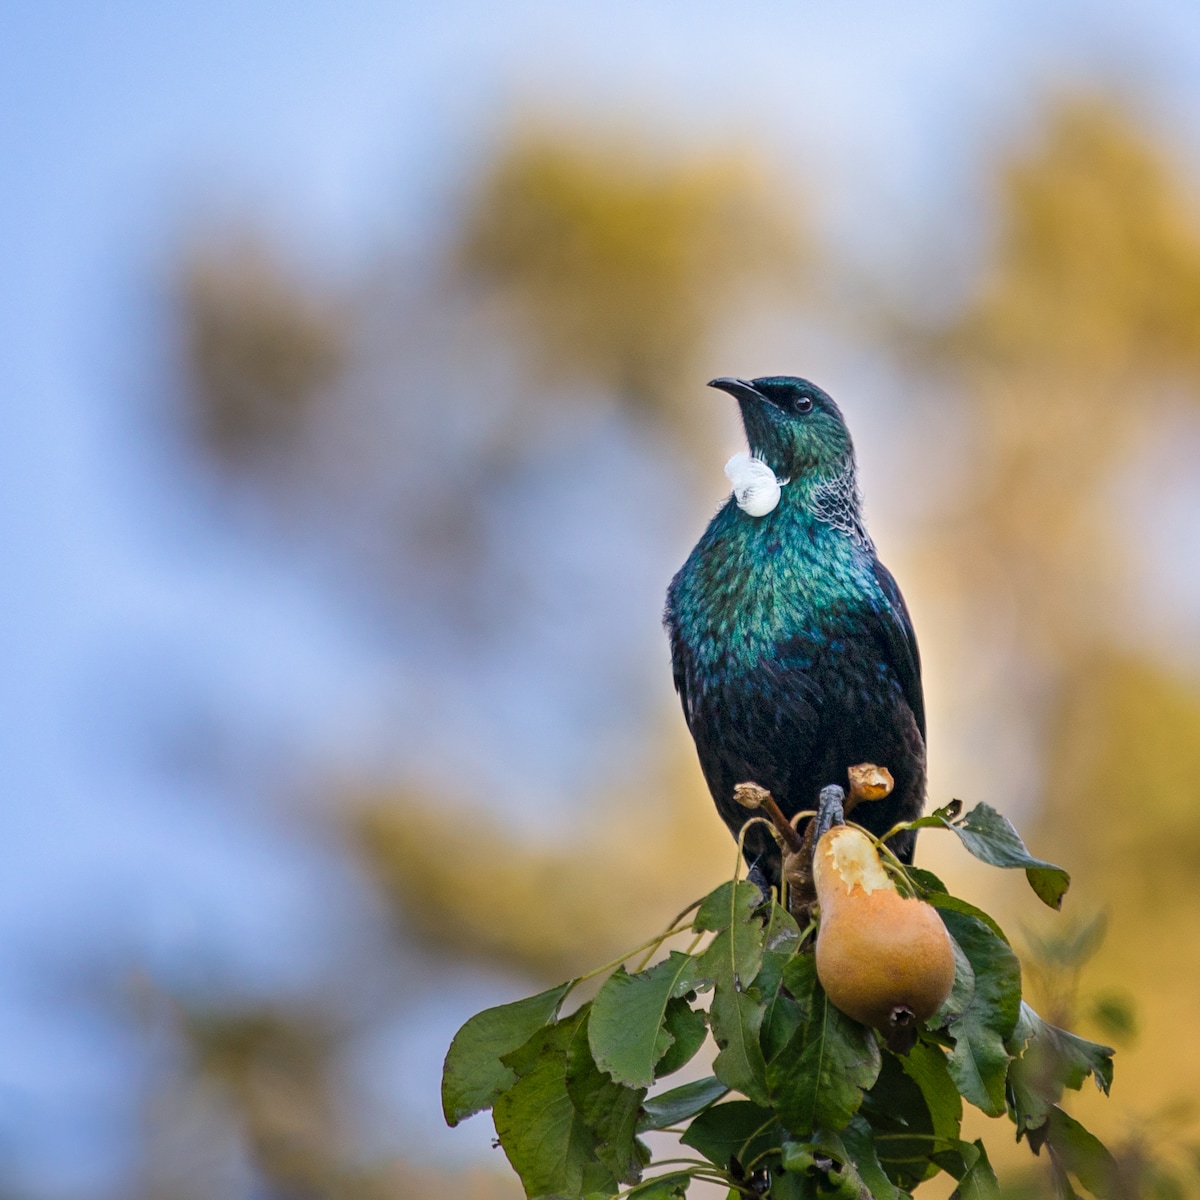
<box><xmin>5</xmin><ymin>2</ymin><xmax>1200</xmax><ymax>1196</ymax></box>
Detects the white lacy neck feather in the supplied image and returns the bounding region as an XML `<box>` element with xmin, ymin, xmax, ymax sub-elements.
<box><xmin>724</xmin><ymin>452</ymin><xmax>782</xmax><ymax>517</ymax></box>
<box><xmin>723</xmin><ymin>452</ymin><xmax>873</xmax><ymax>547</ymax></box>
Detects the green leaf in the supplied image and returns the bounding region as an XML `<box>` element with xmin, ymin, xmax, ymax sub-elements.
<box><xmin>764</xmin><ymin>901</ymin><xmax>803</xmax><ymax>950</ymax></box>
<box><xmin>770</xmin><ymin>1169</ymin><xmax>809</xmax><ymax>1200</ymax></box>
<box><xmin>697</xmin><ymin>904</ymin><xmax>767</xmax><ymax>996</ymax></box>
<box><xmin>855</xmin><ymin>1045</ymin><xmax>960</xmax><ymax>1192</ymax></box>
<box><xmin>441</xmin><ymin>982</ymin><xmax>572</xmax><ymax>1125</ymax></box>
<box><xmin>1040</xmin><ymin>1107</ymin><xmax>1122</xmax><ymax>1200</ymax></box>
<box><xmin>826</xmin><ymin>1156</ymin><xmax>879</xmax><ymax>1200</ymax></box>
<box><xmin>761</xmin><ymin>993</ymin><xmax>803</xmax><ymax>1064</ymax></box>
<box><xmin>694</xmin><ymin>879</ymin><xmax>763</xmax><ymax>933</ymax></box>
<box><xmin>907</xmin><ymin>866</ymin><xmax>948</xmax><ymax>895</ymax></box>
<box><xmin>1006</xmin><ymin>997</ymin><xmax>1038</xmax><ymax>1057</ymax></box>
<box><xmin>860</xmin><ymin>1051</ymin><xmax>942</xmax><ymax>1189</ymax></box>
<box><xmin>931</xmin><ymin>1139</ymin><xmax>1000</xmax><ymax>1200</ymax></box>
<box><xmin>933</xmin><ymin>803</ymin><xmax>1070</xmax><ymax>909</ymax></box>
<box><xmin>933</xmin><ymin>932</ymin><xmax>976</xmax><ymax>1030</ymax></box>
<box><xmin>590</xmin><ymin>952</ymin><xmax>699</xmax><ymax>1089</ymax></box>
<box><xmin>955</xmin><ymin>1141</ymin><xmax>1000</xmax><ymax>1200</ymax></box>
<box><xmin>708</xmin><ymin>986</ymin><xmax>769</xmax><ymax>1104</ymax></box>
<box><xmin>637</xmin><ymin>1076</ymin><xmax>729</xmax><ymax>1132</ymax></box>
<box><xmin>780</xmin><ymin>1128</ymin><xmax>849</xmax><ymax>1173</ymax></box>
<box><xmin>566</xmin><ymin>1013</ymin><xmax>648</xmax><ymax>1184</ymax></box>
<box><xmin>696</xmin><ymin>885</ymin><xmax>770</xmax><ymax>1103</ymax></box>
<box><xmin>902</xmin><ymin>811</ymin><xmax>960</xmax><ymax>830</ymax></box>
<box><xmin>655</xmin><ymin>997</ymin><xmax>708</xmax><ymax>1078</ymax></box>
<box><xmin>625</xmin><ymin>1172</ymin><xmax>693</xmax><ymax>1200</ymax></box>
<box><xmin>680</xmin><ymin>1099</ymin><xmax>781</xmax><ymax>1170</ymax></box>
<box><xmin>782</xmin><ymin>1131</ymin><xmax>879</xmax><ymax>1200</ymax></box>
<box><xmin>493</xmin><ymin>1012</ymin><xmax>617</xmax><ymax>1198</ymax></box>
<box><xmin>924</xmin><ymin>893</ymin><xmax>1009</xmax><ymax>943</ymax></box>
<box><xmin>755</xmin><ymin>908</ymin><xmax>804</xmax><ymax>1063</ymax></box>
<box><xmin>933</xmin><ymin>799</ymin><xmax>964</xmax><ymax>821</ymax></box>
<box><xmin>841</xmin><ymin>1116</ymin><xmax>904</xmax><ymax>1200</ymax></box>
<box><xmin>1007</xmin><ymin>1003</ymin><xmax>1114</xmax><ymax>1138</ymax></box>
<box><xmin>939</xmin><ymin>910</ymin><xmax>1021</xmax><ymax>1117</ymax></box>
<box><xmin>777</xmin><ymin>1123</ymin><xmax>854</xmax><ymax>1161</ymax></box>
<box><xmin>901</xmin><ymin>1043</ymin><xmax>962</xmax><ymax>1141</ymax></box>
<box><xmin>759</xmin><ymin>944</ymin><xmax>804</xmax><ymax>1063</ymax></box>
<box><xmin>769</xmin><ymin>955</ymin><xmax>882</xmax><ymax>1135</ymax></box>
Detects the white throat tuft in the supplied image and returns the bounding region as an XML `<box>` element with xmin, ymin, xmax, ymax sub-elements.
<box><xmin>725</xmin><ymin>452</ymin><xmax>783</xmax><ymax>517</ymax></box>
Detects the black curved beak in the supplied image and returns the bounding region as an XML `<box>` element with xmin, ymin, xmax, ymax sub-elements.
<box><xmin>707</xmin><ymin>377</ymin><xmax>766</xmax><ymax>404</ymax></box>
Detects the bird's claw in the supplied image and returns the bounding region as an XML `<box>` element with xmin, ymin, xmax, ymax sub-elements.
<box><xmin>814</xmin><ymin>784</ymin><xmax>846</xmax><ymax>843</ymax></box>
<box><xmin>746</xmin><ymin>860</ymin><xmax>774</xmax><ymax>908</ymax></box>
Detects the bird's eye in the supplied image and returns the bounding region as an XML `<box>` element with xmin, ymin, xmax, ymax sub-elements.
<box><xmin>796</xmin><ymin>395</ymin><xmax>814</xmax><ymax>413</ymax></box>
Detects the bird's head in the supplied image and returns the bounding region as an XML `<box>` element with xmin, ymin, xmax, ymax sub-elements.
<box><xmin>709</xmin><ymin>376</ymin><xmax>854</xmax><ymax>484</ymax></box>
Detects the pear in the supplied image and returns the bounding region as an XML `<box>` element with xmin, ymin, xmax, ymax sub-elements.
<box><xmin>814</xmin><ymin>824</ymin><xmax>955</xmax><ymax>1048</ymax></box>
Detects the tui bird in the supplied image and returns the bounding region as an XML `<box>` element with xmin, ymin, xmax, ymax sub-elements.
<box><xmin>664</xmin><ymin>376</ymin><xmax>925</xmax><ymax>893</ymax></box>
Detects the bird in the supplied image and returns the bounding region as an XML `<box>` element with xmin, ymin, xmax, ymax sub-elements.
<box><xmin>664</xmin><ymin>376</ymin><xmax>925</xmax><ymax>893</ymax></box>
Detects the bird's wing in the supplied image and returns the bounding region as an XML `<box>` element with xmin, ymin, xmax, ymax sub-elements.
<box><xmin>869</xmin><ymin>560</ymin><xmax>926</xmax><ymax>742</ymax></box>
<box><xmin>665</xmin><ymin>604</ymin><xmax>696</xmax><ymax>729</ymax></box>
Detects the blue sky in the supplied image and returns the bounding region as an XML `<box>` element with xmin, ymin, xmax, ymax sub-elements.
<box><xmin>3</xmin><ymin>1</ymin><xmax>1200</xmax><ymax>1194</ymax></box>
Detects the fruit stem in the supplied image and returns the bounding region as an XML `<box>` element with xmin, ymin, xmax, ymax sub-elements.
<box><xmin>734</xmin><ymin>782</ymin><xmax>804</xmax><ymax>853</ymax></box>
<box><xmin>844</xmin><ymin>762</ymin><xmax>894</xmax><ymax>818</ymax></box>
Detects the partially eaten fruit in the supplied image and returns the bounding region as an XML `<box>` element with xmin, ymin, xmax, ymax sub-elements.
<box><xmin>814</xmin><ymin>824</ymin><xmax>955</xmax><ymax>1047</ymax></box>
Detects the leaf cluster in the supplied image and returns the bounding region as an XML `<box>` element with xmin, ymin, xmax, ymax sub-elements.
<box><xmin>442</xmin><ymin>803</ymin><xmax>1117</xmax><ymax>1200</ymax></box>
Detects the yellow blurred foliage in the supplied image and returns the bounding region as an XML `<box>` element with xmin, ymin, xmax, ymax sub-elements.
<box><xmin>920</xmin><ymin>96</ymin><xmax>1200</xmax><ymax>1181</ymax></box>
<box><xmin>340</xmin><ymin>98</ymin><xmax>1200</xmax><ymax>1186</ymax></box>
<box><xmin>180</xmin><ymin>236</ymin><xmax>347</xmax><ymax>460</ymax></box>
<box><xmin>967</xmin><ymin>97</ymin><xmax>1200</xmax><ymax>372</ymax></box>
<box><xmin>141</xmin><ymin>998</ymin><xmax>523</xmax><ymax>1200</ymax></box>
<box><xmin>459</xmin><ymin>130</ymin><xmax>802</xmax><ymax>432</ymax></box>
<box><xmin>158</xmin><ymin>96</ymin><xmax>1200</xmax><ymax>1194</ymax></box>
<box><xmin>1037</xmin><ymin>658</ymin><xmax>1200</xmax><ymax>1134</ymax></box>
<box><xmin>178</xmin><ymin>1008</ymin><xmax>341</xmax><ymax>1190</ymax></box>
<box><xmin>928</xmin><ymin>100</ymin><xmax>1200</xmax><ymax>664</ymax></box>
<box><xmin>1044</xmin><ymin>655</ymin><xmax>1200</xmax><ymax>892</ymax></box>
<box><xmin>352</xmin><ymin>732</ymin><xmax>731</xmax><ymax>983</ymax></box>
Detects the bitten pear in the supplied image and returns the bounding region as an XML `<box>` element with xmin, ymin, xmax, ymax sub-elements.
<box><xmin>814</xmin><ymin>825</ymin><xmax>955</xmax><ymax>1039</ymax></box>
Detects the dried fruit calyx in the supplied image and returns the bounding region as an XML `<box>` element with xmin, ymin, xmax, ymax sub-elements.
<box><xmin>814</xmin><ymin>825</ymin><xmax>955</xmax><ymax>1050</ymax></box>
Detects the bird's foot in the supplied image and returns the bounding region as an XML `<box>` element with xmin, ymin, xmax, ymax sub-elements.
<box><xmin>814</xmin><ymin>784</ymin><xmax>846</xmax><ymax>843</ymax></box>
<box><xmin>746</xmin><ymin>860</ymin><xmax>775</xmax><ymax>909</ymax></box>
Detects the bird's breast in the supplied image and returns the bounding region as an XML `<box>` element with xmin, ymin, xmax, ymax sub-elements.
<box><xmin>691</xmin><ymin>534</ymin><xmax>870</xmax><ymax>662</ymax></box>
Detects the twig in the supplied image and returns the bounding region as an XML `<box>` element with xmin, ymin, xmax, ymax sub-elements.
<box><xmin>734</xmin><ymin>781</ymin><xmax>804</xmax><ymax>853</ymax></box>
<box><xmin>845</xmin><ymin>762</ymin><xmax>894</xmax><ymax>816</ymax></box>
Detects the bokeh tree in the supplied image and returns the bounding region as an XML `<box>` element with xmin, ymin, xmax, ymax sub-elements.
<box><xmin>898</xmin><ymin>96</ymin><xmax>1200</xmax><ymax>1185</ymax></box>
<box><xmin>180</xmin><ymin>236</ymin><xmax>348</xmax><ymax>465</ymax></box>
<box><xmin>458</xmin><ymin>133</ymin><xmax>797</xmax><ymax>436</ymax></box>
<box><xmin>138</xmin><ymin>94</ymin><xmax>1200</xmax><ymax>1198</ymax></box>
<box><xmin>145</xmin><ymin>125</ymin><xmax>806</xmax><ymax>1193</ymax></box>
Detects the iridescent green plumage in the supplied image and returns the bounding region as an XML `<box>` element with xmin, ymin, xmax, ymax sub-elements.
<box><xmin>665</xmin><ymin>377</ymin><xmax>925</xmax><ymax>888</ymax></box>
